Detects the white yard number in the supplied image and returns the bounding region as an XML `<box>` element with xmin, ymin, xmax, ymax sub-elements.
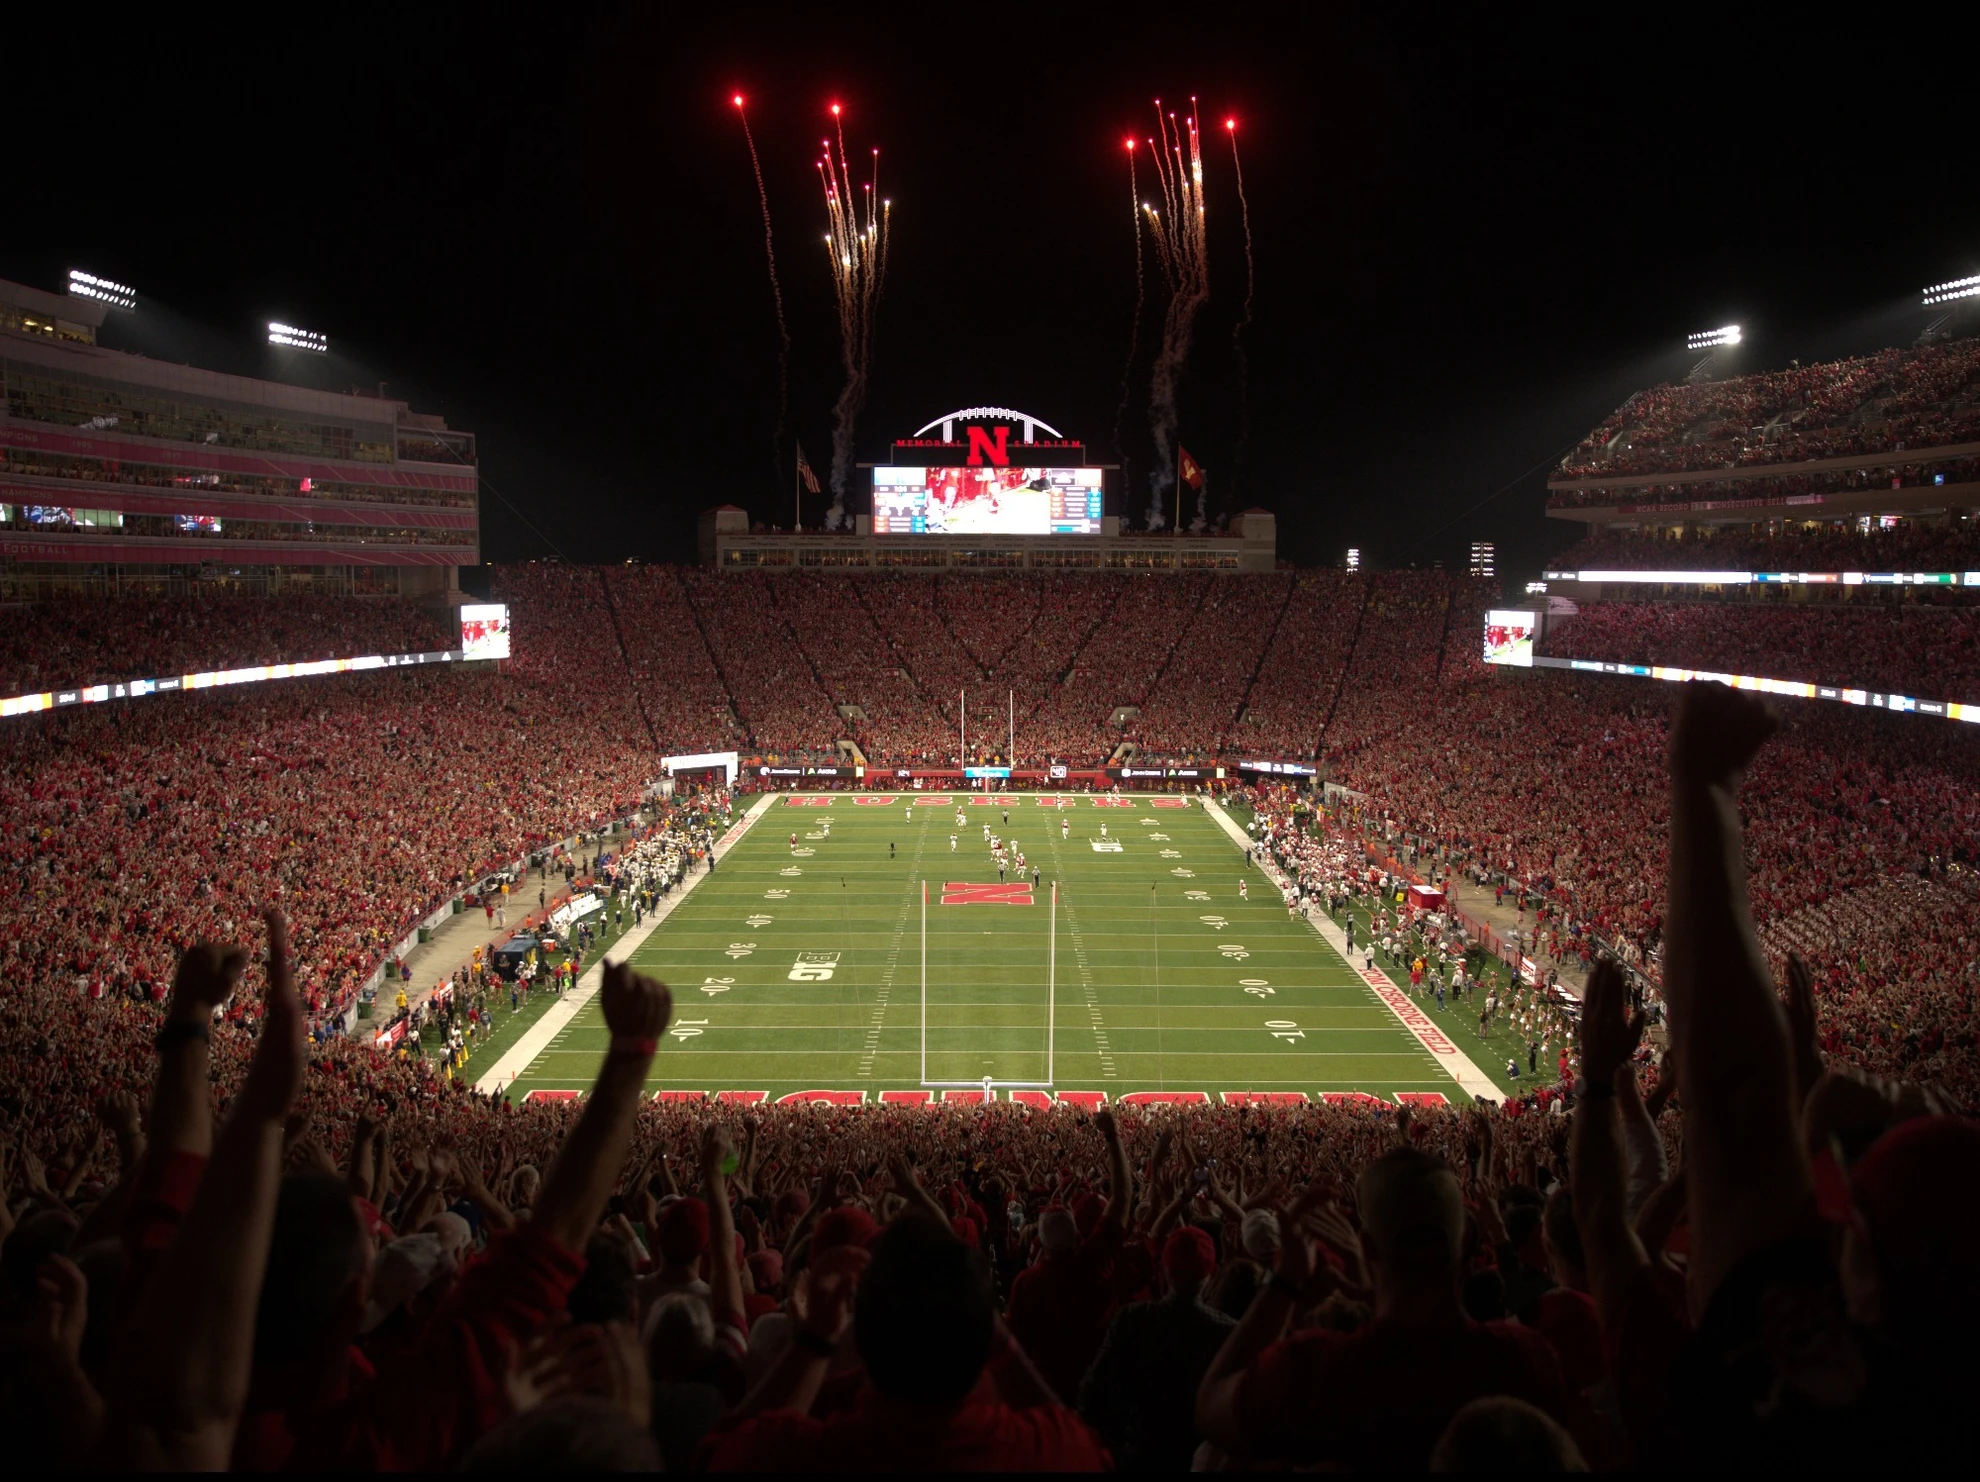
<box><xmin>1265</xmin><ymin>1020</ymin><xmax>1306</xmax><ymax>1042</ymax></box>
<box><xmin>1149</xmin><ymin>832</ymin><xmax>1171</xmax><ymax>841</ymax></box>
<box><xmin>1160</xmin><ymin>849</ymin><xmax>1181</xmax><ymax>858</ymax></box>
<box><xmin>670</xmin><ymin>1019</ymin><xmax>709</xmax><ymax>1040</ymax></box>
<box><xmin>1171</xmin><ymin>867</ymin><xmax>1195</xmax><ymax>878</ymax></box>
<box><xmin>745</xmin><ymin>914</ymin><xmax>774</xmax><ymax>927</ymax></box>
<box><xmin>780</xmin><ymin>866</ymin><xmax>803</xmax><ymax>877</ymax></box>
<box><xmin>1240</xmin><ymin>978</ymin><xmax>1274</xmax><ymax>997</ymax></box>
<box><xmin>1218</xmin><ymin>942</ymin><xmax>1250</xmax><ymax>959</ymax></box>
<box><xmin>763</xmin><ymin>889</ymin><xmax>790</xmax><ymax>899</ymax></box>
<box><xmin>700</xmin><ymin>976</ymin><xmax>736</xmax><ymax>996</ymax></box>
<box><xmin>1199</xmin><ymin>914</ymin><xmax>1229</xmax><ymax>929</ymax></box>
<box><xmin>1091</xmin><ymin>838</ymin><xmax>1123</xmax><ymax>853</ymax></box>
<box><xmin>725</xmin><ymin>942</ymin><xmax>756</xmax><ymax>959</ymax></box>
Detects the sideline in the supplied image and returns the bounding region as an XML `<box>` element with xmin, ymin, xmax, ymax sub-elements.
<box><xmin>1201</xmin><ymin>798</ymin><xmax>1501</xmax><ymax>1101</ymax></box>
<box><xmin>474</xmin><ymin>792</ymin><xmax>777</xmax><ymax>1094</ymax></box>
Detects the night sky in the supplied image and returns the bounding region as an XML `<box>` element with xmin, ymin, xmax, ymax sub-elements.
<box><xmin>9</xmin><ymin>7</ymin><xmax>1974</xmax><ymax>579</ymax></box>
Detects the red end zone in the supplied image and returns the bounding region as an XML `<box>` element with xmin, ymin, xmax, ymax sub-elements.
<box><xmin>940</xmin><ymin>881</ymin><xmax>1034</xmax><ymax>905</ymax></box>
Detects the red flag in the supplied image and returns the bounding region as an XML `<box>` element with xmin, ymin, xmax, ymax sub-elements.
<box><xmin>796</xmin><ymin>443</ymin><xmax>822</xmax><ymax>495</ymax></box>
<box><xmin>1179</xmin><ymin>447</ymin><xmax>1205</xmax><ymax>489</ymax></box>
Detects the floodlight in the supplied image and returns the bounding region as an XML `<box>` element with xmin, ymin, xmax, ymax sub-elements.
<box><xmin>1687</xmin><ymin>324</ymin><xmax>1741</xmax><ymax>350</ymax></box>
<box><xmin>267</xmin><ymin>322</ymin><xmax>328</xmax><ymax>353</ymax></box>
<box><xmin>1922</xmin><ymin>274</ymin><xmax>1980</xmax><ymax>307</ymax></box>
<box><xmin>67</xmin><ymin>270</ymin><xmax>135</xmax><ymax>310</ymax></box>
<box><xmin>1346</xmin><ymin>547</ymin><xmax>1361</xmax><ymax>572</ymax></box>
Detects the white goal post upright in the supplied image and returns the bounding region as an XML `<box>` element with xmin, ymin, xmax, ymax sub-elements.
<box><xmin>1046</xmin><ymin>879</ymin><xmax>1056</xmax><ymax>1085</ymax></box>
<box><xmin>920</xmin><ymin>878</ymin><xmax>927</xmax><ymax>1088</ymax></box>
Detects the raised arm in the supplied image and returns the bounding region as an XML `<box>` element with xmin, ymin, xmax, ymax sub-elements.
<box><xmin>144</xmin><ymin>941</ymin><xmax>247</xmax><ymax>1164</ymax></box>
<box><xmin>533</xmin><ymin>961</ymin><xmax>672</xmax><ymax>1252</ymax></box>
<box><xmin>703</xmin><ymin>1124</ymin><xmax>747</xmax><ymax>1327</ymax></box>
<box><xmin>108</xmin><ymin>908</ymin><xmax>307</xmax><ymax>1470</ymax></box>
<box><xmin>1196</xmin><ymin>1184</ymin><xmax>1328</xmax><ymax>1453</ymax></box>
<box><xmin>1095</xmin><ymin>1109</ymin><xmax>1131</xmax><ymax>1237</ymax></box>
<box><xmin>1664</xmin><ymin>682</ymin><xmax>1815</xmax><ymax>1309</ymax></box>
<box><xmin>1570</xmin><ymin>960</ymin><xmax>1651</xmax><ymax>1328</ymax></box>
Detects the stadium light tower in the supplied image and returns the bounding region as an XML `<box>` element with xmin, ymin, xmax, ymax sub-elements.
<box><xmin>1469</xmin><ymin>541</ymin><xmax>1496</xmax><ymax>579</ymax></box>
<box><xmin>67</xmin><ymin>270</ymin><xmax>136</xmax><ymax>310</ymax></box>
<box><xmin>268</xmin><ymin>322</ymin><xmax>328</xmax><ymax>353</ymax></box>
<box><xmin>1922</xmin><ymin>274</ymin><xmax>1980</xmax><ymax>307</ymax></box>
<box><xmin>1686</xmin><ymin>324</ymin><xmax>1741</xmax><ymax>350</ymax></box>
<box><xmin>1345</xmin><ymin>547</ymin><xmax>1361</xmax><ymax>572</ymax></box>
<box><xmin>1686</xmin><ymin>323</ymin><xmax>1741</xmax><ymax>384</ymax></box>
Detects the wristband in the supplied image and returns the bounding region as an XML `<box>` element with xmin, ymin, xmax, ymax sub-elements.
<box><xmin>610</xmin><ymin>1036</ymin><xmax>658</xmax><ymax>1057</ymax></box>
<box><xmin>155</xmin><ymin>1020</ymin><xmax>211</xmax><ymax>1051</ymax></box>
<box><xmin>794</xmin><ymin>1326</ymin><xmax>839</xmax><ymax>1358</ymax></box>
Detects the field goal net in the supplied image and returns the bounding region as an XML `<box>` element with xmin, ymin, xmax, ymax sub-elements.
<box><xmin>918</xmin><ymin>878</ymin><xmax>1057</xmax><ymax>1092</ymax></box>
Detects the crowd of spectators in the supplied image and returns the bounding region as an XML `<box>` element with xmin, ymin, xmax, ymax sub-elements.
<box><xmin>588</xmin><ymin>566</ymin><xmax>741</xmax><ymax>758</ymax></box>
<box><xmin>677</xmin><ymin>572</ymin><xmax>843</xmax><ymax>759</ymax></box>
<box><xmin>1538</xmin><ymin>601</ymin><xmax>1980</xmax><ymax>698</ymax></box>
<box><xmin>1544</xmin><ymin>454</ymin><xmax>1980</xmax><ymax>511</ymax></box>
<box><xmin>0</xmin><ymin>662</ymin><xmax>657</xmax><ymax>1032</ymax></box>
<box><xmin>1557</xmin><ymin>338</ymin><xmax>1980</xmax><ymax>481</ymax></box>
<box><xmin>1129</xmin><ymin>574</ymin><xmax>1289</xmax><ymax>762</ymax></box>
<box><xmin>0</xmin><ymin>593</ymin><xmax>455</xmax><ymax>696</ymax></box>
<box><xmin>1551</xmin><ymin>516</ymin><xmax>1980</xmax><ymax>575</ymax></box>
<box><xmin>5</xmin><ymin>682</ymin><xmax>1977</xmax><ymax>1469</ymax></box>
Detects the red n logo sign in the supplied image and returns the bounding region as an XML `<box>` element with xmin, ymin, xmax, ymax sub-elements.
<box><xmin>940</xmin><ymin>881</ymin><xmax>1034</xmax><ymax>906</ymax></box>
<box><xmin>964</xmin><ymin>426</ymin><xmax>1010</xmax><ymax>466</ymax></box>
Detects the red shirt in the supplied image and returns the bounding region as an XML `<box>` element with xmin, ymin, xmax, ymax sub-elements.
<box><xmin>244</xmin><ymin>1223</ymin><xmax>586</xmax><ymax>1470</ymax></box>
<box><xmin>701</xmin><ymin>1383</ymin><xmax>1111</xmax><ymax>1471</ymax></box>
<box><xmin>1005</xmin><ymin>1223</ymin><xmax>1124</xmax><ymax>1403</ymax></box>
<box><xmin>1235</xmin><ymin>1315</ymin><xmax>1568</xmax><ymax>1469</ymax></box>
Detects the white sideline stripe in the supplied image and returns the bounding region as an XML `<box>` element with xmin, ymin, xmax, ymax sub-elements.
<box><xmin>1201</xmin><ymin>799</ymin><xmax>1501</xmax><ymax>1102</ymax></box>
<box><xmin>474</xmin><ymin>793</ymin><xmax>777</xmax><ymax>1093</ymax></box>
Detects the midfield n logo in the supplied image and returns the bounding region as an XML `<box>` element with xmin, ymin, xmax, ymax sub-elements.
<box><xmin>940</xmin><ymin>881</ymin><xmax>1034</xmax><ymax>906</ymax></box>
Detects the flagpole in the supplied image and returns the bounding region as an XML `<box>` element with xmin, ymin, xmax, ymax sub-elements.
<box><xmin>793</xmin><ymin>443</ymin><xmax>800</xmax><ymax>531</ymax></box>
<box><xmin>1175</xmin><ymin>445</ymin><xmax>1182</xmax><ymax>533</ymax></box>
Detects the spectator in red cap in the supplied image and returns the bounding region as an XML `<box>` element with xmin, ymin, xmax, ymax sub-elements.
<box><xmin>639</xmin><ymin>1197</ymin><xmax>710</xmax><ymax>1329</ymax></box>
<box><xmin>1006</xmin><ymin>1110</ymin><xmax>1132</xmax><ymax>1403</ymax></box>
<box><xmin>1079</xmin><ymin>1224</ymin><xmax>1235</xmax><ymax>1470</ymax></box>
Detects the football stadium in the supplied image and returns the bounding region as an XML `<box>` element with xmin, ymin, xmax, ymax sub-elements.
<box><xmin>5</xmin><ymin>13</ymin><xmax>1978</xmax><ymax>1472</ymax></box>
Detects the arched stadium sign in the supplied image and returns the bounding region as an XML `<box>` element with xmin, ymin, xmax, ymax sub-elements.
<box><xmin>891</xmin><ymin>407</ymin><xmax>1085</xmax><ymax>467</ymax></box>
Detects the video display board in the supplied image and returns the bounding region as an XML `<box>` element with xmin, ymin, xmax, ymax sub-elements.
<box><xmin>1482</xmin><ymin>609</ymin><xmax>1538</xmax><ymax>668</ymax></box>
<box><xmin>460</xmin><ymin>603</ymin><xmax>512</xmax><ymax>661</ymax></box>
<box><xmin>871</xmin><ymin>467</ymin><xmax>1104</xmax><ymax>535</ymax></box>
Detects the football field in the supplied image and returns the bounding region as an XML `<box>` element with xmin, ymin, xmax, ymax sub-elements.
<box><xmin>501</xmin><ymin>795</ymin><xmax>1480</xmax><ymax>1105</ymax></box>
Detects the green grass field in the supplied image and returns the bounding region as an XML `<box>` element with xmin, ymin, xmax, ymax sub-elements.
<box><xmin>498</xmin><ymin>795</ymin><xmax>1512</xmax><ymax>1106</ymax></box>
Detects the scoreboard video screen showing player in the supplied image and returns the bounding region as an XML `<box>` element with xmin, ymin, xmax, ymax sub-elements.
<box><xmin>871</xmin><ymin>466</ymin><xmax>1105</xmax><ymax>535</ymax></box>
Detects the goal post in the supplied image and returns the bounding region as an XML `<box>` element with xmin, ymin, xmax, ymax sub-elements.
<box><xmin>918</xmin><ymin>876</ymin><xmax>1057</xmax><ymax>1091</ymax></box>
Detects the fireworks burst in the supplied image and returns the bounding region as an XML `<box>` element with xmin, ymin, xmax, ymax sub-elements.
<box><xmin>817</xmin><ymin>103</ymin><xmax>890</xmax><ymax>528</ymax></box>
<box><xmin>1111</xmin><ymin>138</ymin><xmax>1145</xmax><ymax>500</ymax></box>
<box><xmin>1141</xmin><ymin>96</ymin><xmax>1211</xmax><ymax>531</ymax></box>
<box><xmin>1226</xmin><ymin>116</ymin><xmax>1254</xmax><ymax>509</ymax></box>
<box><xmin>733</xmin><ymin>94</ymin><xmax>791</xmax><ymax>497</ymax></box>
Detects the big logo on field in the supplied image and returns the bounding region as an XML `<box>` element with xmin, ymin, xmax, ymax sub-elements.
<box><xmin>940</xmin><ymin>881</ymin><xmax>1034</xmax><ymax>906</ymax></box>
<box><xmin>789</xmin><ymin>951</ymin><xmax>841</xmax><ymax>982</ymax></box>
